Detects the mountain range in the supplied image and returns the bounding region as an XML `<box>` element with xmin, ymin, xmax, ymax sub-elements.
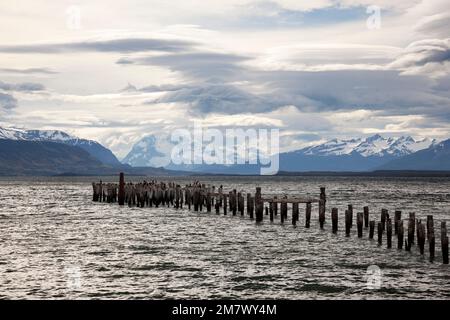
<box><xmin>0</xmin><ymin>127</ymin><xmax>180</xmax><ymax>176</ymax></box>
<box><xmin>0</xmin><ymin>126</ymin><xmax>449</xmax><ymax>175</ymax></box>
<box><xmin>122</xmin><ymin>133</ymin><xmax>443</xmax><ymax>173</ymax></box>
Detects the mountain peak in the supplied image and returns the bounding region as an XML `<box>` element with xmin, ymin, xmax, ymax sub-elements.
<box><xmin>0</xmin><ymin>126</ymin><xmax>121</xmax><ymax>166</ymax></box>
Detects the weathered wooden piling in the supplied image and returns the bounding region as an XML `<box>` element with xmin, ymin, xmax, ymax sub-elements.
<box><xmin>292</xmin><ymin>202</ymin><xmax>299</xmax><ymax>226</ymax></box>
<box><xmin>232</xmin><ymin>190</ymin><xmax>237</xmax><ymax>216</ymax></box>
<box><xmin>426</xmin><ymin>215</ymin><xmax>433</xmax><ymax>241</ymax></box>
<box><xmin>381</xmin><ymin>209</ymin><xmax>388</xmax><ymax>231</ymax></box>
<box><xmin>331</xmin><ymin>208</ymin><xmax>338</xmax><ymax>234</ymax></box>
<box><xmin>215</xmin><ymin>201</ymin><xmax>220</xmax><ymax>214</ymax></box>
<box><xmin>426</xmin><ymin>215</ymin><xmax>435</xmax><ymax>262</ymax></box>
<box><xmin>305</xmin><ymin>202</ymin><xmax>311</xmax><ymax>228</ymax></box>
<box><xmin>193</xmin><ymin>189</ymin><xmax>200</xmax><ymax>212</ymax></box>
<box><xmin>281</xmin><ymin>198</ymin><xmax>287</xmax><ymax>224</ymax></box>
<box><xmin>223</xmin><ymin>194</ymin><xmax>227</xmax><ymax>215</ymax></box>
<box><xmin>118</xmin><ymin>173</ymin><xmax>125</xmax><ymax>205</ymax></box>
<box><xmin>318</xmin><ymin>187</ymin><xmax>326</xmax><ymax>229</ymax></box>
<box><xmin>246</xmin><ymin>193</ymin><xmax>251</xmax><ymax>215</ymax></box>
<box><xmin>386</xmin><ymin>218</ymin><xmax>392</xmax><ymax>249</ymax></box>
<box><xmin>348</xmin><ymin>204</ymin><xmax>353</xmax><ymax>228</ymax></box>
<box><xmin>269</xmin><ymin>201</ymin><xmax>274</xmax><ymax>222</ymax></box>
<box><xmin>206</xmin><ymin>192</ymin><xmax>212</xmax><ymax>212</ymax></box>
<box><xmin>363</xmin><ymin>206</ymin><xmax>369</xmax><ymax>228</ymax></box>
<box><xmin>377</xmin><ymin>222</ymin><xmax>383</xmax><ymax>245</ymax></box>
<box><xmin>357</xmin><ymin>212</ymin><xmax>363</xmax><ymax>238</ymax></box>
<box><xmin>398</xmin><ymin>220</ymin><xmax>404</xmax><ymax>249</ymax></box>
<box><xmin>369</xmin><ymin>220</ymin><xmax>375</xmax><ymax>239</ymax></box>
<box><xmin>417</xmin><ymin>220</ymin><xmax>425</xmax><ymax>255</ymax></box>
<box><xmin>238</xmin><ymin>192</ymin><xmax>244</xmax><ymax>216</ymax></box>
<box><xmin>409</xmin><ymin>212</ymin><xmax>415</xmax><ymax>244</ymax></box>
<box><xmin>255</xmin><ymin>187</ymin><xmax>263</xmax><ymax>222</ymax></box>
<box><xmin>442</xmin><ymin>222</ymin><xmax>448</xmax><ymax>264</ymax></box>
<box><xmin>319</xmin><ymin>202</ymin><xmax>325</xmax><ymax>229</ymax></box>
<box><xmin>273</xmin><ymin>197</ymin><xmax>278</xmax><ymax>216</ymax></box>
<box><xmin>345</xmin><ymin>210</ymin><xmax>351</xmax><ymax>237</ymax></box>
<box><xmin>394</xmin><ymin>210</ymin><xmax>401</xmax><ymax>235</ymax></box>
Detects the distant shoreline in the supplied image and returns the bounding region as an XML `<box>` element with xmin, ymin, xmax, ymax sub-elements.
<box><xmin>1</xmin><ymin>170</ymin><xmax>450</xmax><ymax>178</ymax></box>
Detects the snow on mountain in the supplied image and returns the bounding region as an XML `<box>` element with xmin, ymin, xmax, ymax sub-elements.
<box><xmin>299</xmin><ymin>134</ymin><xmax>435</xmax><ymax>158</ymax></box>
<box><xmin>0</xmin><ymin>127</ymin><xmax>76</xmax><ymax>142</ymax></box>
<box><xmin>0</xmin><ymin>127</ymin><xmax>121</xmax><ymax>166</ymax></box>
<box><xmin>301</xmin><ymin>138</ymin><xmax>363</xmax><ymax>156</ymax></box>
<box><xmin>122</xmin><ymin>134</ymin><xmax>172</xmax><ymax>167</ymax></box>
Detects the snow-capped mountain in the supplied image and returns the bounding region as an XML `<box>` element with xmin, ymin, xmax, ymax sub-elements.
<box><xmin>298</xmin><ymin>134</ymin><xmax>436</xmax><ymax>158</ymax></box>
<box><xmin>122</xmin><ymin>135</ymin><xmax>172</xmax><ymax>167</ymax></box>
<box><xmin>0</xmin><ymin>127</ymin><xmax>121</xmax><ymax>166</ymax></box>
<box><xmin>122</xmin><ymin>133</ymin><xmax>441</xmax><ymax>173</ymax></box>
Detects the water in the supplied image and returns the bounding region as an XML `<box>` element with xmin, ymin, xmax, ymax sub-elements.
<box><xmin>0</xmin><ymin>176</ymin><xmax>449</xmax><ymax>299</ymax></box>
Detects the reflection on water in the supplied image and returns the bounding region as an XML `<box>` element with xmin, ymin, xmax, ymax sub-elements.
<box><xmin>0</xmin><ymin>176</ymin><xmax>449</xmax><ymax>299</ymax></box>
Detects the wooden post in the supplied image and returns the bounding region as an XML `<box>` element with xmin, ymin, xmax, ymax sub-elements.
<box><xmin>273</xmin><ymin>197</ymin><xmax>278</xmax><ymax>216</ymax></box>
<box><xmin>215</xmin><ymin>201</ymin><xmax>220</xmax><ymax>214</ymax></box>
<box><xmin>206</xmin><ymin>192</ymin><xmax>212</xmax><ymax>212</ymax></box>
<box><xmin>331</xmin><ymin>208</ymin><xmax>338</xmax><ymax>234</ymax></box>
<box><xmin>265</xmin><ymin>206</ymin><xmax>268</xmax><ymax>216</ymax></box>
<box><xmin>408</xmin><ymin>212</ymin><xmax>415</xmax><ymax>244</ymax></box>
<box><xmin>417</xmin><ymin>220</ymin><xmax>425</xmax><ymax>255</ymax></box>
<box><xmin>249</xmin><ymin>196</ymin><xmax>254</xmax><ymax>219</ymax></box>
<box><xmin>92</xmin><ymin>182</ymin><xmax>98</xmax><ymax>202</ymax></box>
<box><xmin>381</xmin><ymin>209</ymin><xmax>388</xmax><ymax>231</ymax></box>
<box><xmin>247</xmin><ymin>193</ymin><xmax>254</xmax><ymax>219</ymax></box>
<box><xmin>394</xmin><ymin>210</ymin><xmax>401</xmax><ymax>235</ymax></box>
<box><xmin>320</xmin><ymin>186</ymin><xmax>326</xmax><ymax>210</ymax></box>
<box><xmin>319</xmin><ymin>199</ymin><xmax>325</xmax><ymax>229</ymax></box>
<box><xmin>345</xmin><ymin>210</ymin><xmax>351</xmax><ymax>237</ymax></box>
<box><xmin>247</xmin><ymin>193</ymin><xmax>251</xmax><ymax>215</ymax></box>
<box><xmin>427</xmin><ymin>216</ymin><xmax>434</xmax><ymax>262</ymax></box>
<box><xmin>319</xmin><ymin>187</ymin><xmax>326</xmax><ymax>229</ymax></box>
<box><xmin>269</xmin><ymin>200</ymin><xmax>274</xmax><ymax>222</ymax></box>
<box><xmin>386</xmin><ymin>218</ymin><xmax>392</xmax><ymax>249</ymax></box>
<box><xmin>281</xmin><ymin>199</ymin><xmax>287</xmax><ymax>224</ymax></box>
<box><xmin>193</xmin><ymin>189</ymin><xmax>199</xmax><ymax>212</ymax></box>
<box><xmin>441</xmin><ymin>222</ymin><xmax>448</xmax><ymax>264</ymax></box>
<box><xmin>255</xmin><ymin>187</ymin><xmax>263</xmax><ymax>222</ymax></box>
<box><xmin>238</xmin><ymin>192</ymin><xmax>244</xmax><ymax>216</ymax></box>
<box><xmin>363</xmin><ymin>206</ymin><xmax>369</xmax><ymax>228</ymax></box>
<box><xmin>305</xmin><ymin>202</ymin><xmax>311</xmax><ymax>228</ymax></box>
<box><xmin>357</xmin><ymin>212</ymin><xmax>363</xmax><ymax>238</ymax></box>
<box><xmin>118</xmin><ymin>173</ymin><xmax>125</xmax><ymax>206</ymax></box>
<box><xmin>292</xmin><ymin>202</ymin><xmax>299</xmax><ymax>226</ymax></box>
<box><xmin>377</xmin><ymin>222</ymin><xmax>383</xmax><ymax>245</ymax></box>
<box><xmin>232</xmin><ymin>190</ymin><xmax>237</xmax><ymax>216</ymax></box>
<box><xmin>369</xmin><ymin>221</ymin><xmax>375</xmax><ymax>239</ymax></box>
<box><xmin>223</xmin><ymin>194</ymin><xmax>227</xmax><ymax>215</ymax></box>
<box><xmin>426</xmin><ymin>215</ymin><xmax>433</xmax><ymax>241</ymax></box>
<box><xmin>348</xmin><ymin>204</ymin><xmax>353</xmax><ymax>228</ymax></box>
<box><xmin>398</xmin><ymin>220</ymin><xmax>404</xmax><ymax>249</ymax></box>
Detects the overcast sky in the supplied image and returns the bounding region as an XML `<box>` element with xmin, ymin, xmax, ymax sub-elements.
<box><xmin>0</xmin><ymin>0</ymin><xmax>449</xmax><ymax>158</ymax></box>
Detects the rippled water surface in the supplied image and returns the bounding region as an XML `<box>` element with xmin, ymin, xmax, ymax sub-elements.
<box><xmin>0</xmin><ymin>176</ymin><xmax>449</xmax><ymax>299</ymax></box>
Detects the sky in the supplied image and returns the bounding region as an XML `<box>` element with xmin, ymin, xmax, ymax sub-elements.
<box><xmin>0</xmin><ymin>0</ymin><xmax>449</xmax><ymax>159</ymax></box>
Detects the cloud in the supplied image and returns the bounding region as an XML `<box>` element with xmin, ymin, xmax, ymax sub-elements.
<box><xmin>0</xmin><ymin>67</ymin><xmax>58</xmax><ymax>75</ymax></box>
<box><xmin>0</xmin><ymin>38</ymin><xmax>195</xmax><ymax>54</ymax></box>
<box><xmin>0</xmin><ymin>80</ymin><xmax>45</xmax><ymax>92</ymax></box>
<box><xmin>148</xmin><ymin>83</ymin><xmax>282</xmax><ymax>114</ymax></box>
<box><xmin>118</xmin><ymin>52</ymin><xmax>250</xmax><ymax>79</ymax></box>
<box><xmin>415</xmin><ymin>12</ymin><xmax>450</xmax><ymax>37</ymax></box>
<box><xmin>389</xmin><ymin>38</ymin><xmax>450</xmax><ymax>78</ymax></box>
<box><xmin>0</xmin><ymin>93</ymin><xmax>18</xmax><ymax>110</ymax></box>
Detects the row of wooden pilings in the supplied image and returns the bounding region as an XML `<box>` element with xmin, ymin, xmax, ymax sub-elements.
<box><xmin>92</xmin><ymin>173</ymin><xmax>449</xmax><ymax>264</ymax></box>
